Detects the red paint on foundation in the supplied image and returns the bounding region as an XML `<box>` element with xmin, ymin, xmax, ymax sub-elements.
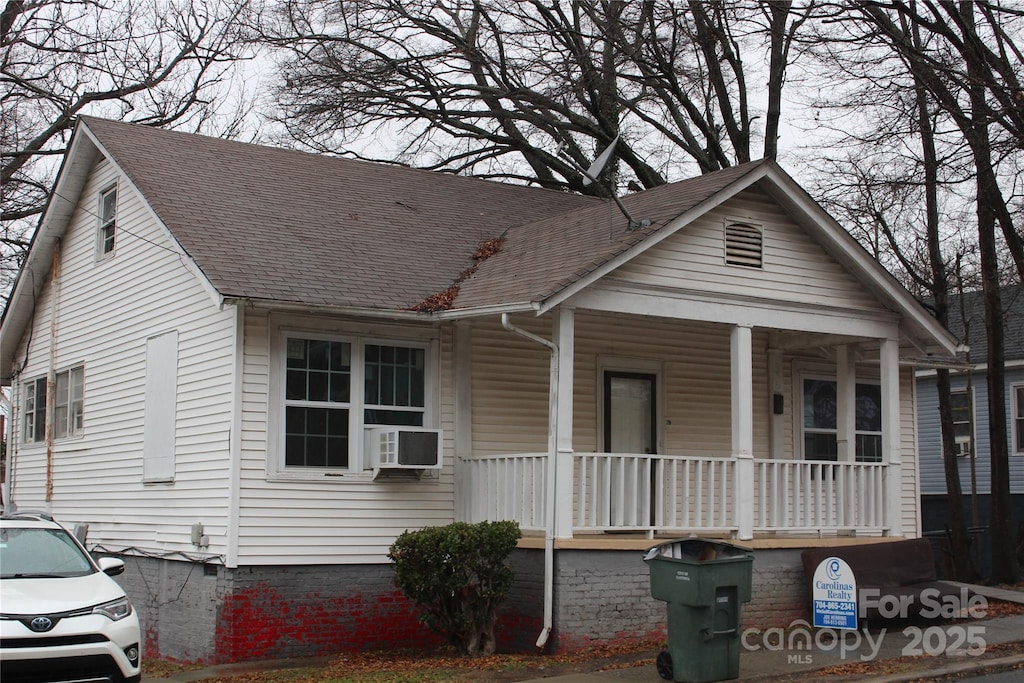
<box><xmin>213</xmin><ymin>584</ymin><xmax>443</xmax><ymax>662</ymax></box>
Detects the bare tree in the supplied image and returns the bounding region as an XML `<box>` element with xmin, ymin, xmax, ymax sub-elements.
<box><xmin>1</xmin><ymin>0</ymin><xmax>257</xmax><ymax>298</ymax></box>
<box><xmin>804</xmin><ymin>0</ymin><xmax>1021</xmax><ymax>583</ymax></box>
<box><xmin>257</xmin><ymin>0</ymin><xmax>810</xmax><ymax>193</ymax></box>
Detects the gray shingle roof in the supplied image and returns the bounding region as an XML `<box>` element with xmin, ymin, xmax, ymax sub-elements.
<box><xmin>454</xmin><ymin>161</ymin><xmax>766</xmax><ymax>309</ymax></box>
<box><xmin>943</xmin><ymin>285</ymin><xmax>1024</xmax><ymax>364</ymax></box>
<box><xmin>73</xmin><ymin>119</ymin><xmax>887</xmax><ymax>324</ymax></box>
<box><xmin>81</xmin><ymin>117</ymin><xmax>597</xmax><ymax>311</ymax></box>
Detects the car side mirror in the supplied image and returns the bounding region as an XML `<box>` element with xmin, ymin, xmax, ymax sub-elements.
<box><xmin>97</xmin><ymin>557</ymin><xmax>125</xmax><ymax>577</ymax></box>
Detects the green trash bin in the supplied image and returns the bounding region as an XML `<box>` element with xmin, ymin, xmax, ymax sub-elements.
<box><xmin>644</xmin><ymin>538</ymin><xmax>754</xmax><ymax>683</ymax></box>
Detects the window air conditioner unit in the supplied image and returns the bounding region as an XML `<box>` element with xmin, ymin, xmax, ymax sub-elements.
<box><xmin>366</xmin><ymin>427</ymin><xmax>443</xmax><ymax>471</ymax></box>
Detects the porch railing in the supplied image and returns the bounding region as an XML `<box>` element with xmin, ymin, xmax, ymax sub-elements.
<box><xmin>574</xmin><ymin>454</ymin><xmax>735</xmax><ymax>534</ymax></box>
<box><xmin>460</xmin><ymin>453</ymin><xmax>889</xmax><ymax>537</ymax></box>
<box><xmin>460</xmin><ymin>453</ymin><xmax>548</xmax><ymax>533</ymax></box>
<box><xmin>753</xmin><ymin>459</ymin><xmax>887</xmax><ymax>533</ymax></box>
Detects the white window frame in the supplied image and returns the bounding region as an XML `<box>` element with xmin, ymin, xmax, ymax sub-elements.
<box><xmin>950</xmin><ymin>387</ymin><xmax>975</xmax><ymax>458</ymax></box>
<box><xmin>1012</xmin><ymin>383</ymin><xmax>1024</xmax><ymax>456</ymax></box>
<box><xmin>268</xmin><ymin>322</ymin><xmax>438</xmax><ymax>481</ymax></box>
<box><xmin>22</xmin><ymin>376</ymin><xmax>47</xmax><ymax>443</ymax></box>
<box><xmin>798</xmin><ymin>371</ymin><xmax>883</xmax><ymax>463</ymax></box>
<box><xmin>97</xmin><ymin>184</ymin><xmax>117</xmax><ymax>258</ymax></box>
<box><xmin>53</xmin><ymin>365</ymin><xmax>85</xmax><ymax>440</ymax></box>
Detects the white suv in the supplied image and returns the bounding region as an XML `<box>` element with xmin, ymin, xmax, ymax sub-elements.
<box><xmin>0</xmin><ymin>512</ymin><xmax>142</xmax><ymax>683</ymax></box>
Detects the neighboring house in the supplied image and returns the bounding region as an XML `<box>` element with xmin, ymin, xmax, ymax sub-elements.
<box><xmin>0</xmin><ymin>117</ymin><xmax>960</xmax><ymax>663</ymax></box>
<box><xmin>917</xmin><ymin>285</ymin><xmax>1024</xmax><ymax>575</ymax></box>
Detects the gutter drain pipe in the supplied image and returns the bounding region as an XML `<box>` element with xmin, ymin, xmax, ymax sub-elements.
<box><xmin>500</xmin><ymin>313</ymin><xmax>558</xmax><ymax>651</ymax></box>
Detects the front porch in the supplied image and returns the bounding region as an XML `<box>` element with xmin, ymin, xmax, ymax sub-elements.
<box><xmin>461</xmin><ymin>452</ymin><xmax>888</xmax><ymax>538</ymax></box>
<box><xmin>453</xmin><ymin>306</ymin><xmax>909</xmax><ymax>543</ymax></box>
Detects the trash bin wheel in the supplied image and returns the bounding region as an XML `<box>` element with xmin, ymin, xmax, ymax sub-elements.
<box><xmin>656</xmin><ymin>650</ymin><xmax>673</xmax><ymax>680</ymax></box>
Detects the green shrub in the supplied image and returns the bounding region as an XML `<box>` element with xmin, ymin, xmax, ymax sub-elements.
<box><xmin>388</xmin><ymin>520</ymin><xmax>521</xmax><ymax>656</ymax></box>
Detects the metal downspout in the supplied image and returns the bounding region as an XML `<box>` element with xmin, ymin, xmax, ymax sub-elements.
<box><xmin>500</xmin><ymin>313</ymin><xmax>558</xmax><ymax>650</ymax></box>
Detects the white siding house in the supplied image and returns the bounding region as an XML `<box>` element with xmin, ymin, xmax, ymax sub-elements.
<box><xmin>1</xmin><ymin>117</ymin><xmax>960</xmax><ymax>663</ymax></box>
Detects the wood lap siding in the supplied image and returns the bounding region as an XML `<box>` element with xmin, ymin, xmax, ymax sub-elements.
<box><xmin>469</xmin><ymin>313</ymin><xmax>772</xmax><ymax>461</ymax></box>
<box><xmin>610</xmin><ymin>188</ymin><xmax>885</xmax><ymax>314</ymax></box>
<box><xmin>234</xmin><ymin>311</ymin><xmax>456</xmax><ymax>566</ymax></box>
<box><xmin>9</xmin><ymin>158</ymin><xmax>236</xmax><ymax>556</ymax></box>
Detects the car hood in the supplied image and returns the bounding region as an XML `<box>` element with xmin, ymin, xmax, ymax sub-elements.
<box><xmin>0</xmin><ymin>572</ymin><xmax>126</xmax><ymax>616</ymax></box>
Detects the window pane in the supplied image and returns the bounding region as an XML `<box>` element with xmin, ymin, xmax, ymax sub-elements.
<box><xmin>365</xmin><ymin>344</ymin><xmax>425</xmax><ymax>409</ymax></box>
<box><xmin>805</xmin><ymin>432</ymin><xmax>838</xmax><ymax>461</ymax></box>
<box><xmin>308</xmin><ymin>340</ymin><xmax>330</xmax><ymax>370</ymax></box>
<box><xmin>329</xmin><ymin>372</ymin><xmax>350</xmax><ymax>403</ymax></box>
<box><xmin>286</xmin><ymin>369</ymin><xmax>307</xmax><ymax>400</ymax></box>
<box><xmin>54</xmin><ymin>406</ymin><xmax>68</xmax><ymax>439</ymax></box>
<box><xmin>856</xmin><ymin>434</ymin><xmax>883</xmax><ymax>462</ymax></box>
<box><xmin>804</xmin><ymin>380</ymin><xmax>837</xmax><ymax>430</ymax></box>
<box><xmin>287</xmin><ymin>339</ymin><xmax>307</xmax><ymax>367</ymax></box>
<box><xmin>855</xmin><ymin>383</ymin><xmax>882</xmax><ymax>432</ymax></box>
<box><xmin>365</xmin><ymin>409</ymin><xmax>424</xmax><ymax>426</ymax></box>
<box><xmin>101</xmin><ymin>189</ymin><xmax>116</xmax><ymax>221</ymax></box>
<box><xmin>308</xmin><ymin>371</ymin><xmax>329</xmax><ymax>401</ymax></box>
<box><xmin>286</xmin><ymin>338</ymin><xmax>350</xmax><ymax>403</ymax></box>
<box><xmin>285</xmin><ymin>405</ymin><xmax>349</xmax><ymax>468</ymax></box>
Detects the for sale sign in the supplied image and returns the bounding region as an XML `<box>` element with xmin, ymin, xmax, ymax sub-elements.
<box><xmin>812</xmin><ymin>557</ymin><xmax>858</xmax><ymax>630</ymax></box>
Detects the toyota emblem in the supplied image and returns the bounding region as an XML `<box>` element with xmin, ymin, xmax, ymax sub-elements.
<box><xmin>29</xmin><ymin>616</ymin><xmax>54</xmax><ymax>632</ymax></box>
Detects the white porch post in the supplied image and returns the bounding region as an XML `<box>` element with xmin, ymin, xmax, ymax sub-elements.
<box><xmin>836</xmin><ymin>345</ymin><xmax>856</xmax><ymax>463</ymax></box>
<box><xmin>552</xmin><ymin>307</ymin><xmax>575</xmax><ymax>539</ymax></box>
<box><xmin>731</xmin><ymin>324</ymin><xmax>754</xmax><ymax>540</ymax></box>
<box><xmin>880</xmin><ymin>338</ymin><xmax>903</xmax><ymax>536</ymax></box>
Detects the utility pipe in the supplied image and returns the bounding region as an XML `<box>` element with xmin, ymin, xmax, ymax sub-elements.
<box><xmin>500</xmin><ymin>313</ymin><xmax>558</xmax><ymax>650</ymax></box>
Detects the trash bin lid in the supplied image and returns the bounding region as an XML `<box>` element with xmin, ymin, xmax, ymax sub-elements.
<box><xmin>644</xmin><ymin>538</ymin><xmax>752</xmax><ymax>563</ymax></box>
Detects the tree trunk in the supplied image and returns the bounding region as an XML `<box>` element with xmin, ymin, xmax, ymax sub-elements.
<box><xmin>961</xmin><ymin>1</ymin><xmax>1019</xmax><ymax>584</ymax></box>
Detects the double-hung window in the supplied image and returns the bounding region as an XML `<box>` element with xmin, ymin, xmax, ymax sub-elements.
<box><xmin>281</xmin><ymin>334</ymin><xmax>428</xmax><ymax>472</ymax></box>
<box><xmin>22</xmin><ymin>377</ymin><xmax>47</xmax><ymax>443</ymax></box>
<box><xmin>285</xmin><ymin>338</ymin><xmax>352</xmax><ymax>468</ymax></box>
<box><xmin>802</xmin><ymin>378</ymin><xmax>882</xmax><ymax>462</ymax></box>
<box><xmin>951</xmin><ymin>389</ymin><xmax>974</xmax><ymax>457</ymax></box>
<box><xmin>53</xmin><ymin>366</ymin><xmax>85</xmax><ymax>439</ymax></box>
<box><xmin>21</xmin><ymin>367</ymin><xmax>85</xmax><ymax>443</ymax></box>
<box><xmin>98</xmin><ymin>186</ymin><xmax>116</xmax><ymax>256</ymax></box>
<box><xmin>1013</xmin><ymin>384</ymin><xmax>1024</xmax><ymax>456</ymax></box>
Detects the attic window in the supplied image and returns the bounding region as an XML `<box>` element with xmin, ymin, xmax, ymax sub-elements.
<box><xmin>97</xmin><ymin>186</ymin><xmax>117</xmax><ymax>257</ymax></box>
<box><xmin>724</xmin><ymin>221</ymin><xmax>763</xmax><ymax>268</ymax></box>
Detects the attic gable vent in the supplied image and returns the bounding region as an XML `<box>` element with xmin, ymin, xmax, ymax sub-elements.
<box><xmin>725</xmin><ymin>221</ymin><xmax>763</xmax><ymax>268</ymax></box>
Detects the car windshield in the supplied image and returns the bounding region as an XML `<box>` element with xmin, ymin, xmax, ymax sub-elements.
<box><xmin>0</xmin><ymin>527</ymin><xmax>96</xmax><ymax>578</ymax></box>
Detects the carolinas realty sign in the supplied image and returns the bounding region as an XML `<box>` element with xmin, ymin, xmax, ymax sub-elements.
<box><xmin>812</xmin><ymin>557</ymin><xmax>858</xmax><ymax>630</ymax></box>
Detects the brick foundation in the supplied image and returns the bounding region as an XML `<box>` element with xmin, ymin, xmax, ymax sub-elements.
<box><xmin>106</xmin><ymin>546</ymin><xmax>812</xmax><ymax>663</ymax></box>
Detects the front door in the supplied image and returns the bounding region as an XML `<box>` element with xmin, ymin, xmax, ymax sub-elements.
<box><xmin>604</xmin><ymin>372</ymin><xmax>657</xmax><ymax>526</ymax></box>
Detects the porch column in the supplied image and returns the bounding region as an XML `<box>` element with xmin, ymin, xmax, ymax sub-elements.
<box><xmin>552</xmin><ymin>307</ymin><xmax>575</xmax><ymax>539</ymax></box>
<box><xmin>731</xmin><ymin>324</ymin><xmax>754</xmax><ymax>540</ymax></box>
<box><xmin>836</xmin><ymin>345</ymin><xmax>856</xmax><ymax>463</ymax></box>
<box><xmin>880</xmin><ymin>338</ymin><xmax>903</xmax><ymax>536</ymax></box>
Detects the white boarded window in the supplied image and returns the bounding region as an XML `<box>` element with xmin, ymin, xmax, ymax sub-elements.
<box><xmin>724</xmin><ymin>220</ymin><xmax>763</xmax><ymax>268</ymax></box>
<box><xmin>143</xmin><ymin>331</ymin><xmax>178</xmax><ymax>482</ymax></box>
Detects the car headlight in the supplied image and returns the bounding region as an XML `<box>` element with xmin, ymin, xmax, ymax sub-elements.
<box><xmin>92</xmin><ymin>597</ymin><xmax>133</xmax><ymax>621</ymax></box>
